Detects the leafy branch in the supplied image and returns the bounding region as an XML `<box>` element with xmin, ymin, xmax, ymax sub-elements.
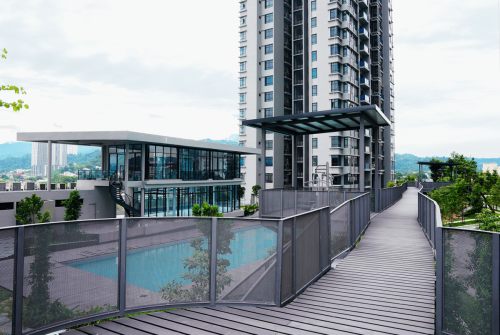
<box><xmin>1</xmin><ymin>48</ymin><xmax>29</xmax><ymax>111</ymax></box>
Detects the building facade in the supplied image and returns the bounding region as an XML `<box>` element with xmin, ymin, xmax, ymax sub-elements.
<box><xmin>31</xmin><ymin>142</ymin><xmax>68</xmax><ymax>175</ymax></box>
<box><xmin>238</xmin><ymin>0</ymin><xmax>395</xmax><ymax>202</ymax></box>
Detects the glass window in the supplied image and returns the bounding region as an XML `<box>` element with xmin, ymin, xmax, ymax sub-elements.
<box><xmin>239</xmin><ymin>141</ymin><xmax>244</xmax><ymax>147</ymax></box>
<box><xmin>312</xmin><ymin>51</ymin><xmax>317</xmax><ymax>62</ymax></box>
<box><xmin>312</xmin><ymin>138</ymin><xmax>318</xmax><ymax>149</ymax></box>
<box><xmin>331</xmin><ymin>136</ymin><xmax>341</xmax><ymax>147</ymax></box>
<box><xmin>311</xmin><ymin>34</ymin><xmax>317</xmax><ymax>45</ymax></box>
<box><xmin>240</xmin><ymin>31</ymin><xmax>246</xmax><ymax>41</ymax></box>
<box><xmin>239</xmin><ymin>93</ymin><xmax>245</xmax><ymax>103</ymax></box>
<box><xmin>312</xmin><ymin>68</ymin><xmax>317</xmax><ymax>79</ymax></box>
<box><xmin>265</xmin><ymin>107</ymin><xmax>273</xmax><ymax>117</ymax></box>
<box><xmin>311</xmin><ymin>1</ymin><xmax>316</xmax><ymax>11</ymax></box>
<box><xmin>312</xmin><ymin>156</ymin><xmax>318</xmax><ymax>166</ymax></box>
<box><xmin>265</xmin><ymin>28</ymin><xmax>273</xmax><ymax>39</ymax></box>
<box><xmin>265</xmin><ymin>44</ymin><xmax>274</xmax><ymax>54</ymax></box>
<box><xmin>344</xmin><ymin>137</ymin><xmax>349</xmax><ymax>148</ymax></box>
<box><xmin>239</xmin><ymin>62</ymin><xmax>246</xmax><ymax>71</ymax></box>
<box><xmin>311</xmin><ymin>17</ymin><xmax>317</xmax><ymax>28</ymax></box>
<box><xmin>240</xmin><ymin>156</ymin><xmax>245</xmax><ymax>166</ymax></box>
<box><xmin>239</xmin><ymin>77</ymin><xmax>245</xmax><ymax>87</ymax></box>
<box><xmin>240</xmin><ymin>125</ymin><xmax>245</xmax><ymax>134</ymax></box>
<box><xmin>265</xmin><ymin>13</ymin><xmax>273</xmax><ymax>23</ymax></box>
<box><xmin>240</xmin><ymin>1</ymin><xmax>246</xmax><ymax>10</ymax></box>
<box><xmin>265</xmin><ymin>60</ymin><xmax>273</xmax><ymax>70</ymax></box>
<box><xmin>330</xmin><ymin>26</ymin><xmax>339</xmax><ymax>37</ymax></box>
<box><xmin>331</xmin><ymin>155</ymin><xmax>341</xmax><ymax>166</ymax></box>
<box><xmin>331</xmin><ymin>99</ymin><xmax>340</xmax><ymax>109</ymax></box>
<box><xmin>239</xmin><ymin>109</ymin><xmax>245</xmax><ymax>119</ymax></box>
<box><xmin>331</xmin><ymin>81</ymin><xmax>341</xmax><ymax>92</ymax></box>
<box><xmin>330</xmin><ymin>44</ymin><xmax>340</xmax><ymax>55</ymax></box>
<box><xmin>264</xmin><ymin>75</ymin><xmax>273</xmax><ymax>86</ymax></box>
<box><xmin>265</xmin><ymin>140</ymin><xmax>273</xmax><ymax>150</ymax></box>
<box><xmin>330</xmin><ymin>9</ymin><xmax>339</xmax><ymax>20</ymax></box>
<box><xmin>265</xmin><ymin>0</ymin><xmax>273</xmax><ymax>8</ymax></box>
<box><xmin>240</xmin><ymin>16</ymin><xmax>246</xmax><ymax>25</ymax></box>
<box><xmin>265</xmin><ymin>157</ymin><xmax>273</xmax><ymax>166</ymax></box>
<box><xmin>265</xmin><ymin>92</ymin><xmax>273</xmax><ymax>101</ymax></box>
<box><xmin>265</xmin><ymin>173</ymin><xmax>273</xmax><ymax>183</ymax></box>
<box><xmin>240</xmin><ymin>46</ymin><xmax>246</xmax><ymax>56</ymax></box>
<box><xmin>312</xmin><ymin>85</ymin><xmax>317</xmax><ymax>96</ymax></box>
<box><xmin>312</xmin><ymin>102</ymin><xmax>318</xmax><ymax>112</ymax></box>
<box><xmin>331</xmin><ymin>62</ymin><xmax>340</xmax><ymax>73</ymax></box>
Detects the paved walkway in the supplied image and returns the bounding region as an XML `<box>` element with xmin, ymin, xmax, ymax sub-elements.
<box><xmin>66</xmin><ymin>188</ymin><xmax>435</xmax><ymax>335</ymax></box>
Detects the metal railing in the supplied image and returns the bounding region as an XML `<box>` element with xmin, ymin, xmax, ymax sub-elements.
<box><xmin>419</xmin><ymin>182</ymin><xmax>455</xmax><ymax>192</ymax></box>
<box><xmin>77</xmin><ymin>170</ymin><xmax>111</xmax><ymax>180</ymax></box>
<box><xmin>0</xmin><ymin>191</ymin><xmax>374</xmax><ymax>335</ymax></box>
<box><xmin>379</xmin><ymin>182</ymin><xmax>407</xmax><ymax>211</ymax></box>
<box><xmin>417</xmin><ymin>184</ymin><xmax>500</xmax><ymax>334</ymax></box>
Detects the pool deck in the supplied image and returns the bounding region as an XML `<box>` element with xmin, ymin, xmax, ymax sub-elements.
<box><xmin>65</xmin><ymin>188</ymin><xmax>436</xmax><ymax>335</ymax></box>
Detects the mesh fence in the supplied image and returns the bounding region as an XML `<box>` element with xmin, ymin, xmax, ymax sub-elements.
<box><xmin>319</xmin><ymin>208</ymin><xmax>329</xmax><ymax>270</ymax></box>
<box><xmin>282</xmin><ymin>190</ymin><xmax>296</xmax><ymax>218</ymax></box>
<box><xmin>125</xmin><ymin>217</ymin><xmax>211</xmax><ymax>309</ymax></box>
<box><xmin>22</xmin><ymin>220</ymin><xmax>120</xmax><ymax>333</ymax></box>
<box><xmin>0</xmin><ymin>229</ymin><xmax>15</xmax><ymax>335</ymax></box>
<box><xmin>329</xmin><ymin>192</ymin><xmax>344</xmax><ymax>208</ymax></box>
<box><xmin>280</xmin><ymin>219</ymin><xmax>293</xmax><ymax>303</ymax></box>
<box><xmin>260</xmin><ymin>190</ymin><xmax>282</xmax><ymax>218</ymax></box>
<box><xmin>443</xmin><ymin>230</ymin><xmax>492</xmax><ymax>335</ymax></box>
<box><xmin>217</xmin><ymin>219</ymin><xmax>277</xmax><ymax>303</ymax></box>
<box><xmin>295</xmin><ymin>211</ymin><xmax>320</xmax><ymax>291</ymax></box>
<box><xmin>330</xmin><ymin>204</ymin><xmax>349</xmax><ymax>259</ymax></box>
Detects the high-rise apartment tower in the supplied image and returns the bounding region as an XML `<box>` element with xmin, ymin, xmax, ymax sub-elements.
<box><xmin>238</xmin><ymin>0</ymin><xmax>395</xmax><ymax>203</ymax></box>
<box><xmin>31</xmin><ymin>142</ymin><xmax>68</xmax><ymax>176</ymax></box>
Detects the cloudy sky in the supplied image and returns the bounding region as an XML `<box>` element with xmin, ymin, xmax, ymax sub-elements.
<box><xmin>0</xmin><ymin>0</ymin><xmax>499</xmax><ymax>157</ymax></box>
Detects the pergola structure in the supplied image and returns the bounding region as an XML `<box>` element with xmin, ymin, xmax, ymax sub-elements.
<box><xmin>416</xmin><ymin>161</ymin><xmax>462</xmax><ymax>182</ymax></box>
<box><xmin>242</xmin><ymin>105</ymin><xmax>391</xmax><ymax>207</ymax></box>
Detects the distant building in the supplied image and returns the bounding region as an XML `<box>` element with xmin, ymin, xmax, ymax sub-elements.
<box><xmin>31</xmin><ymin>142</ymin><xmax>68</xmax><ymax>176</ymax></box>
<box><xmin>67</xmin><ymin>145</ymin><xmax>78</xmax><ymax>155</ymax></box>
<box><xmin>63</xmin><ymin>171</ymin><xmax>76</xmax><ymax>177</ymax></box>
<box><xmin>483</xmin><ymin>163</ymin><xmax>499</xmax><ymax>174</ymax></box>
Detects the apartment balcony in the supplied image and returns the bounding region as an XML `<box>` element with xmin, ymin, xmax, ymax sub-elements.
<box><xmin>297</xmin><ymin>156</ymin><xmax>304</xmax><ymax>163</ymax></box>
<box><xmin>359</xmin><ymin>0</ymin><xmax>368</xmax><ymax>9</ymax></box>
<box><xmin>360</xmin><ymin>77</ymin><xmax>370</xmax><ymax>88</ymax></box>
<box><xmin>365</xmin><ymin>163</ymin><xmax>371</xmax><ymax>170</ymax></box>
<box><xmin>359</xmin><ymin>12</ymin><xmax>369</xmax><ymax>24</ymax></box>
<box><xmin>360</xmin><ymin>94</ymin><xmax>370</xmax><ymax>105</ymax></box>
<box><xmin>359</xmin><ymin>44</ymin><xmax>369</xmax><ymax>56</ymax></box>
<box><xmin>359</xmin><ymin>61</ymin><xmax>369</xmax><ymax>72</ymax></box>
<box><xmin>364</xmin><ymin>146</ymin><xmax>371</xmax><ymax>154</ymax></box>
<box><xmin>359</xmin><ymin>28</ymin><xmax>369</xmax><ymax>40</ymax></box>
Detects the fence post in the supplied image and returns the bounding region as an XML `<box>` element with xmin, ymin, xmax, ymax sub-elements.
<box><xmin>292</xmin><ymin>217</ymin><xmax>297</xmax><ymax>295</ymax></box>
<box><xmin>294</xmin><ymin>190</ymin><xmax>297</xmax><ymax>215</ymax></box>
<box><xmin>492</xmin><ymin>234</ymin><xmax>499</xmax><ymax>335</ymax></box>
<box><xmin>210</xmin><ymin>217</ymin><xmax>218</xmax><ymax>306</ymax></box>
<box><xmin>436</xmin><ymin>227</ymin><xmax>444</xmax><ymax>335</ymax></box>
<box><xmin>280</xmin><ymin>190</ymin><xmax>284</xmax><ymax>218</ymax></box>
<box><xmin>275</xmin><ymin>220</ymin><xmax>284</xmax><ymax>307</ymax></box>
<box><xmin>327</xmin><ymin>207</ymin><xmax>332</xmax><ymax>262</ymax></box>
<box><xmin>118</xmin><ymin>218</ymin><xmax>127</xmax><ymax>317</ymax></box>
<box><xmin>318</xmin><ymin>210</ymin><xmax>323</xmax><ymax>272</ymax></box>
<box><xmin>12</xmin><ymin>226</ymin><xmax>25</xmax><ymax>335</ymax></box>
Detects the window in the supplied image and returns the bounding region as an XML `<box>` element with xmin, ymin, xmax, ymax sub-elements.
<box><xmin>312</xmin><ymin>68</ymin><xmax>317</xmax><ymax>79</ymax></box>
<box><xmin>312</xmin><ymin>138</ymin><xmax>318</xmax><ymax>149</ymax></box>
<box><xmin>240</xmin><ymin>31</ymin><xmax>246</xmax><ymax>41</ymax></box>
<box><xmin>265</xmin><ymin>13</ymin><xmax>273</xmax><ymax>24</ymax></box>
<box><xmin>344</xmin><ymin>137</ymin><xmax>349</xmax><ymax>148</ymax></box>
<box><xmin>312</xmin><ymin>156</ymin><xmax>318</xmax><ymax>166</ymax></box>
<box><xmin>331</xmin><ymin>62</ymin><xmax>340</xmax><ymax>73</ymax></box>
<box><xmin>265</xmin><ymin>107</ymin><xmax>273</xmax><ymax>117</ymax></box>
<box><xmin>239</xmin><ymin>93</ymin><xmax>245</xmax><ymax>103</ymax></box>
<box><xmin>240</xmin><ymin>16</ymin><xmax>246</xmax><ymax>26</ymax></box>
<box><xmin>265</xmin><ymin>0</ymin><xmax>273</xmax><ymax>8</ymax></box>
<box><xmin>312</xmin><ymin>51</ymin><xmax>317</xmax><ymax>62</ymax></box>
<box><xmin>0</xmin><ymin>202</ymin><xmax>14</xmax><ymax>210</ymax></box>
<box><xmin>265</xmin><ymin>157</ymin><xmax>273</xmax><ymax>166</ymax></box>
<box><xmin>239</xmin><ymin>125</ymin><xmax>245</xmax><ymax>135</ymax></box>
<box><xmin>240</xmin><ymin>1</ymin><xmax>246</xmax><ymax>10</ymax></box>
<box><xmin>312</xmin><ymin>85</ymin><xmax>317</xmax><ymax>96</ymax></box>
<box><xmin>342</xmin><ymin>11</ymin><xmax>347</xmax><ymax>22</ymax></box>
<box><xmin>265</xmin><ymin>173</ymin><xmax>273</xmax><ymax>183</ymax></box>
<box><xmin>239</xmin><ymin>141</ymin><xmax>245</xmax><ymax>147</ymax></box>
<box><xmin>332</xmin><ymin>175</ymin><xmax>342</xmax><ymax>185</ymax></box>
<box><xmin>331</xmin><ymin>81</ymin><xmax>341</xmax><ymax>92</ymax></box>
<box><xmin>330</xmin><ymin>44</ymin><xmax>340</xmax><ymax>55</ymax></box>
<box><xmin>265</xmin><ymin>140</ymin><xmax>273</xmax><ymax>150</ymax></box>
<box><xmin>331</xmin><ymin>99</ymin><xmax>340</xmax><ymax>109</ymax></box>
<box><xmin>330</xmin><ymin>26</ymin><xmax>340</xmax><ymax>37</ymax></box>
<box><xmin>264</xmin><ymin>75</ymin><xmax>273</xmax><ymax>86</ymax></box>
<box><xmin>330</xmin><ymin>9</ymin><xmax>339</xmax><ymax>20</ymax></box>
<box><xmin>265</xmin><ymin>44</ymin><xmax>273</xmax><ymax>54</ymax></box>
<box><xmin>240</xmin><ymin>46</ymin><xmax>246</xmax><ymax>56</ymax></box>
<box><xmin>265</xmin><ymin>28</ymin><xmax>273</xmax><ymax>39</ymax></box>
<box><xmin>239</xmin><ymin>77</ymin><xmax>245</xmax><ymax>87</ymax></box>
<box><xmin>331</xmin><ymin>155</ymin><xmax>342</xmax><ymax>166</ymax></box>
<box><xmin>239</xmin><ymin>62</ymin><xmax>246</xmax><ymax>71</ymax></box>
<box><xmin>265</xmin><ymin>92</ymin><xmax>273</xmax><ymax>101</ymax></box>
<box><xmin>239</xmin><ymin>109</ymin><xmax>245</xmax><ymax>119</ymax></box>
<box><xmin>311</xmin><ymin>18</ymin><xmax>317</xmax><ymax>28</ymax></box>
<box><xmin>240</xmin><ymin>156</ymin><xmax>245</xmax><ymax>166</ymax></box>
<box><xmin>311</xmin><ymin>34</ymin><xmax>317</xmax><ymax>44</ymax></box>
<box><xmin>331</xmin><ymin>136</ymin><xmax>341</xmax><ymax>147</ymax></box>
<box><xmin>312</xmin><ymin>102</ymin><xmax>318</xmax><ymax>112</ymax></box>
<box><xmin>264</xmin><ymin>60</ymin><xmax>273</xmax><ymax>70</ymax></box>
<box><xmin>311</xmin><ymin>1</ymin><xmax>316</xmax><ymax>11</ymax></box>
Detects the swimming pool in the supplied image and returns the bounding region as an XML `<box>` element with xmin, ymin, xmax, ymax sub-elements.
<box><xmin>68</xmin><ymin>226</ymin><xmax>277</xmax><ymax>292</ymax></box>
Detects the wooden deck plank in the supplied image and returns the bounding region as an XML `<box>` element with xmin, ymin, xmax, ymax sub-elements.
<box><xmin>77</xmin><ymin>325</ymin><xmax>124</xmax><ymax>335</ymax></box>
<box><xmin>96</xmin><ymin>320</ymin><xmax>153</xmax><ymax>335</ymax></box>
<box><xmin>129</xmin><ymin>314</ymin><xmax>215</xmax><ymax>334</ymax></box>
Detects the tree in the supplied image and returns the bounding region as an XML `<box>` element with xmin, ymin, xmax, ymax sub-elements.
<box><xmin>62</xmin><ymin>190</ymin><xmax>83</xmax><ymax>221</ymax></box>
<box><xmin>240</xmin><ymin>186</ymin><xmax>245</xmax><ymax>199</ymax></box>
<box><xmin>473</xmin><ymin>171</ymin><xmax>500</xmax><ymax>214</ymax></box>
<box><xmin>429</xmin><ymin>158</ymin><xmax>443</xmax><ymax>181</ymax></box>
<box><xmin>1</xmin><ymin>49</ymin><xmax>29</xmax><ymax>111</ymax></box>
<box><xmin>386</xmin><ymin>181</ymin><xmax>396</xmax><ymax>188</ymax></box>
<box><xmin>252</xmin><ymin>185</ymin><xmax>261</xmax><ymax>197</ymax></box>
<box><xmin>159</xmin><ymin>202</ymin><xmax>234</xmax><ymax>302</ymax></box>
<box><xmin>15</xmin><ymin>193</ymin><xmax>45</xmax><ymax>225</ymax></box>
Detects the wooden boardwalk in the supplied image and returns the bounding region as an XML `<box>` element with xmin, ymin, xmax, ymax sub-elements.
<box><xmin>67</xmin><ymin>188</ymin><xmax>435</xmax><ymax>335</ymax></box>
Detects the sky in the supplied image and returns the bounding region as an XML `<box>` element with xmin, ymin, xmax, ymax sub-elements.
<box><xmin>0</xmin><ymin>0</ymin><xmax>499</xmax><ymax>158</ymax></box>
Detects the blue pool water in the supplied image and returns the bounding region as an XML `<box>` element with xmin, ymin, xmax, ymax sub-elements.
<box><xmin>68</xmin><ymin>226</ymin><xmax>277</xmax><ymax>292</ymax></box>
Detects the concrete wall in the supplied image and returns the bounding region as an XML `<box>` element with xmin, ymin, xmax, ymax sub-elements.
<box><xmin>0</xmin><ymin>187</ymin><xmax>116</xmax><ymax>228</ymax></box>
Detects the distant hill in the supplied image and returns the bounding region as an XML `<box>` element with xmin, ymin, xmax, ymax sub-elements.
<box><xmin>201</xmin><ymin>139</ymin><xmax>239</xmax><ymax>146</ymax></box>
<box><xmin>0</xmin><ymin>154</ymin><xmax>31</xmax><ymax>171</ymax></box>
<box><xmin>0</xmin><ymin>142</ymin><xmax>32</xmax><ymax>159</ymax></box>
<box><xmin>395</xmin><ymin>153</ymin><xmax>500</xmax><ymax>173</ymax></box>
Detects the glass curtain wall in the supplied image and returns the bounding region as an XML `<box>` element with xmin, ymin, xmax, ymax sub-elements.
<box><xmin>109</xmin><ymin>145</ymin><xmax>125</xmax><ymax>178</ymax></box>
<box><xmin>147</xmin><ymin>145</ymin><xmax>178</xmax><ymax>180</ymax></box>
<box><xmin>128</xmin><ymin>144</ymin><xmax>142</xmax><ymax>181</ymax></box>
<box><xmin>179</xmin><ymin>149</ymin><xmax>210</xmax><ymax>180</ymax></box>
<box><xmin>213</xmin><ymin>185</ymin><xmax>240</xmax><ymax>214</ymax></box>
<box><xmin>143</xmin><ymin>188</ymin><xmax>177</xmax><ymax>217</ymax></box>
<box><xmin>178</xmin><ymin>187</ymin><xmax>210</xmax><ymax>216</ymax></box>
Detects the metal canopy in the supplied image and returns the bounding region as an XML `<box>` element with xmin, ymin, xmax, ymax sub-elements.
<box><xmin>242</xmin><ymin>105</ymin><xmax>390</xmax><ymax>136</ymax></box>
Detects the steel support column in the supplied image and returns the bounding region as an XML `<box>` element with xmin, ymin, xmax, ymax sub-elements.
<box><xmin>47</xmin><ymin>140</ymin><xmax>52</xmax><ymax>191</ymax></box>
<box><xmin>118</xmin><ymin>219</ymin><xmax>127</xmax><ymax>317</ymax></box>
<box><xmin>275</xmin><ymin>220</ymin><xmax>283</xmax><ymax>306</ymax></box>
<box><xmin>292</xmin><ymin>135</ymin><xmax>297</xmax><ymax>188</ymax></box>
<box><xmin>140</xmin><ymin>143</ymin><xmax>146</xmax><ymax>217</ymax></box>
